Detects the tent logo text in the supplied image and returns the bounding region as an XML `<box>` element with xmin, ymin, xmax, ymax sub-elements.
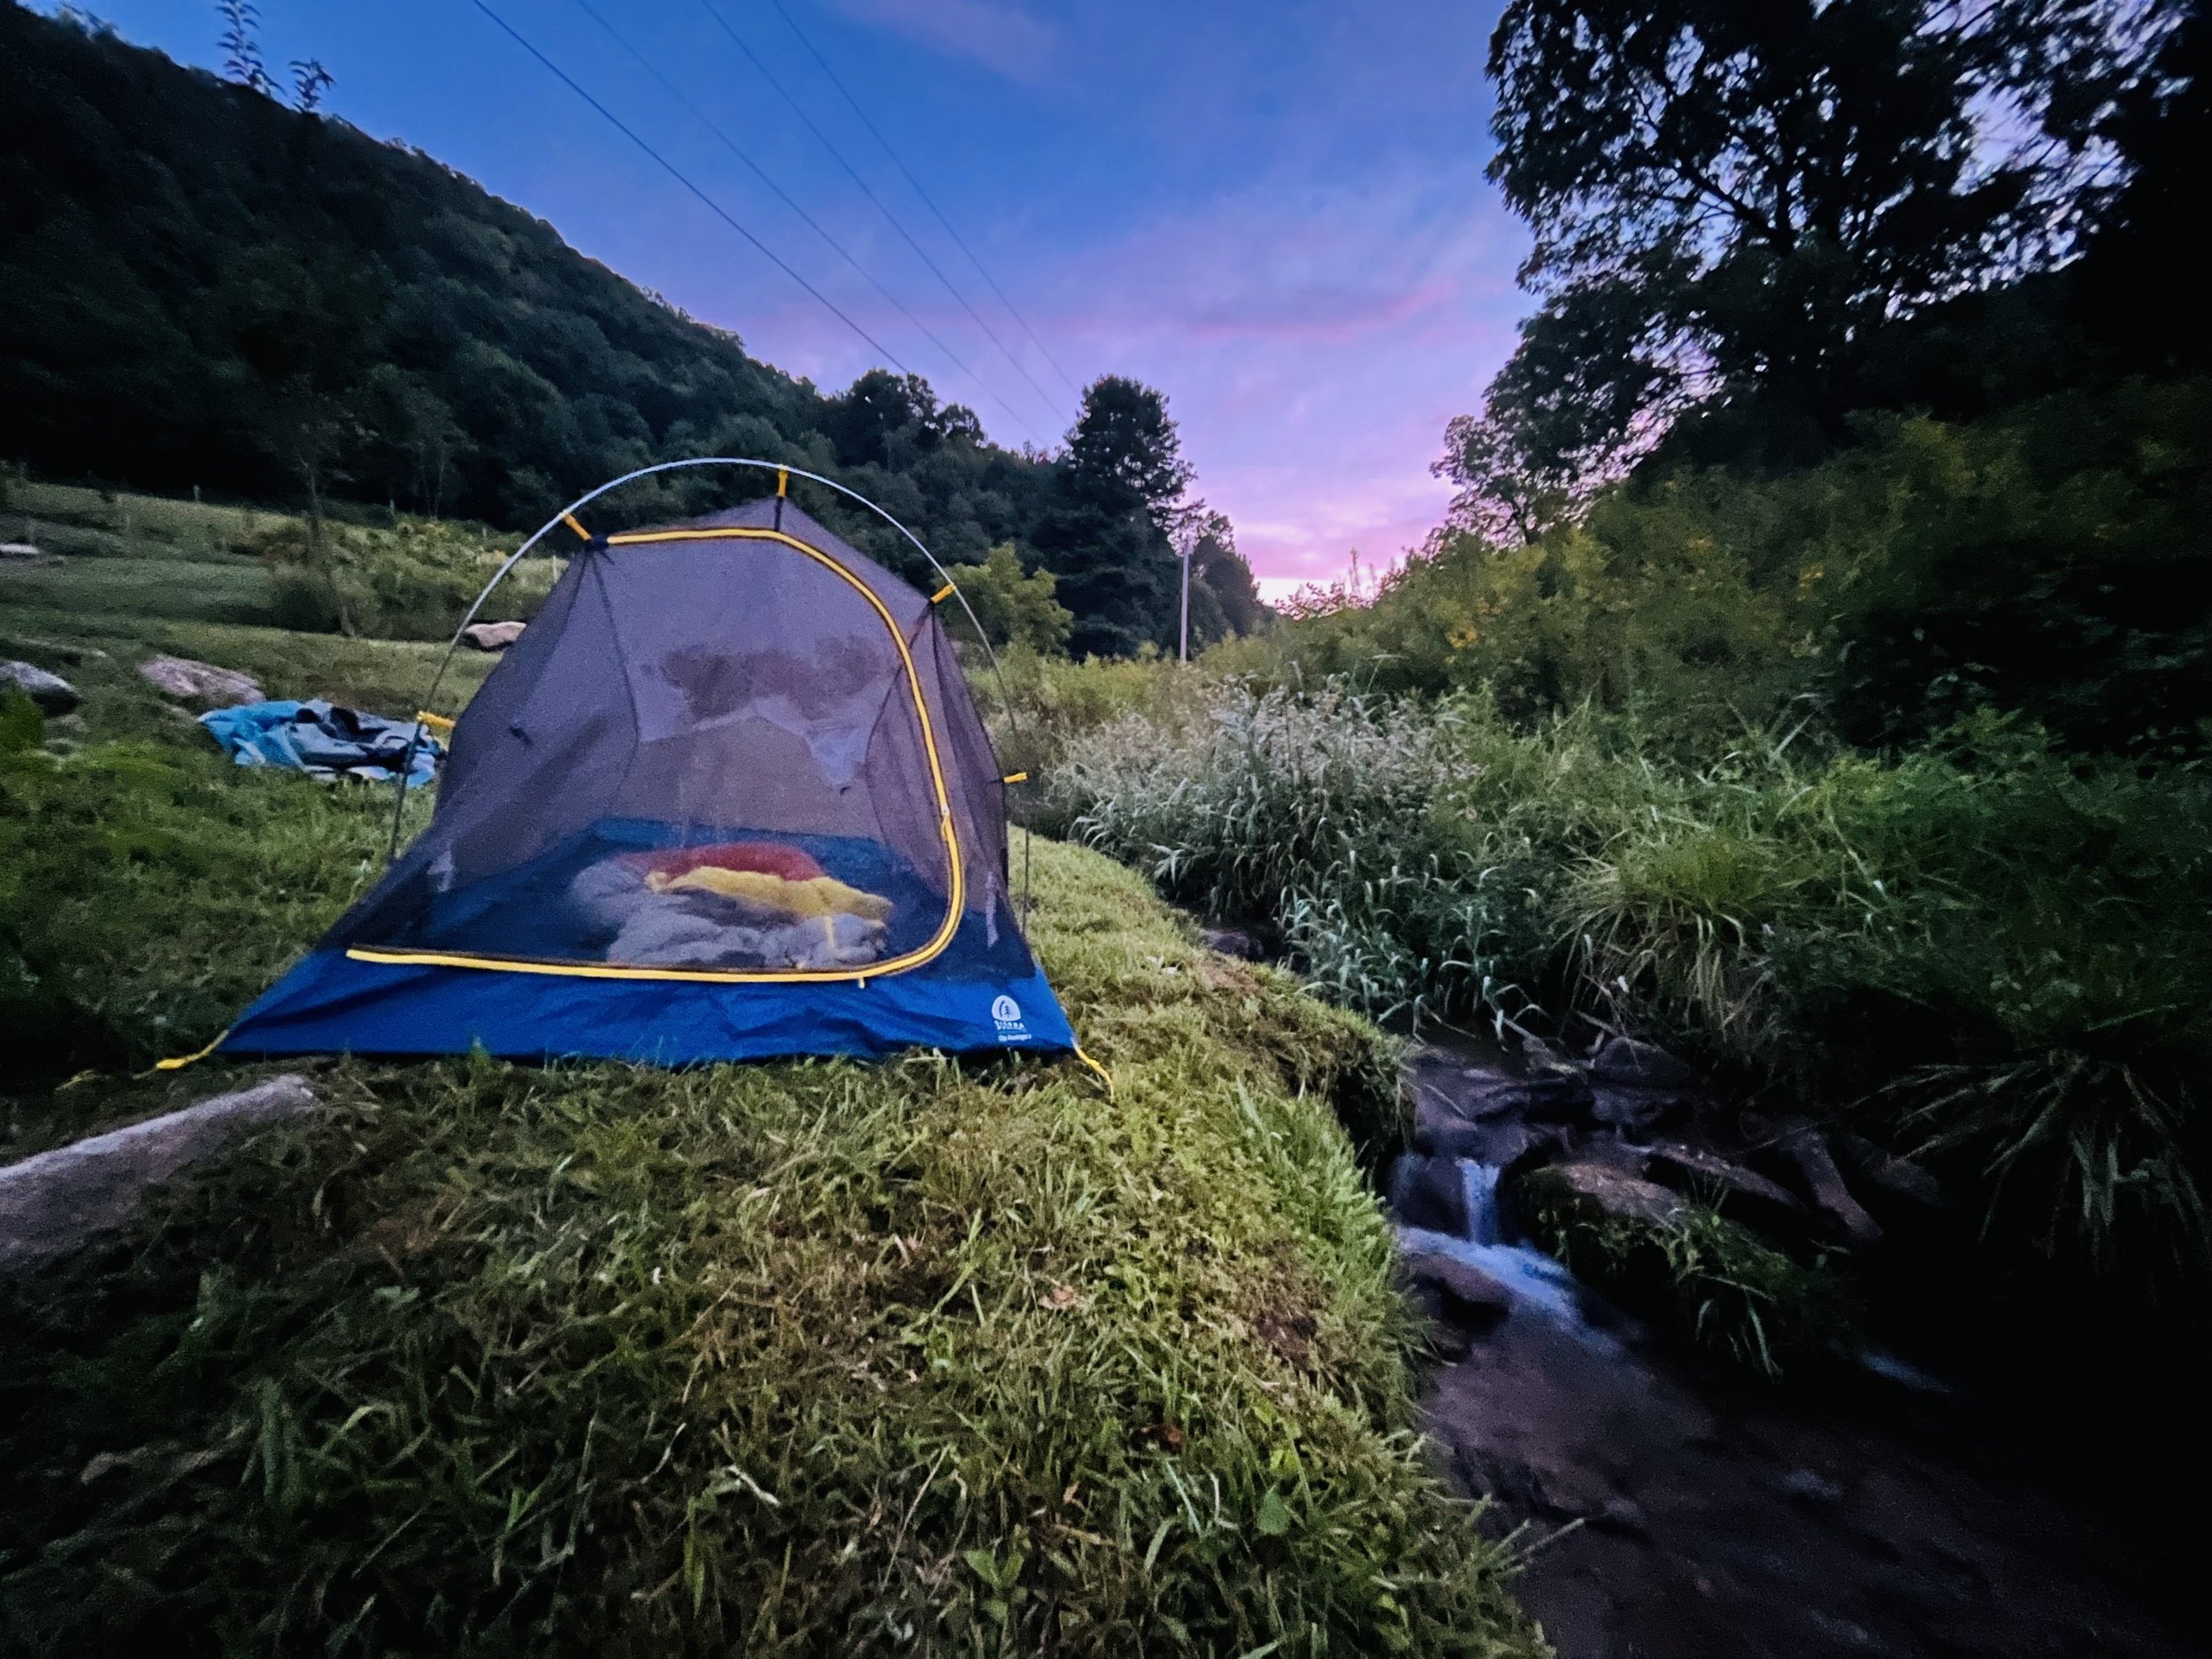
<box><xmin>992</xmin><ymin>995</ymin><xmax>1027</xmax><ymax>1038</ymax></box>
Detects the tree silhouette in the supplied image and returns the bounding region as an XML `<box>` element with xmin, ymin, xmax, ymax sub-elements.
<box><xmin>215</xmin><ymin>0</ymin><xmax>273</xmax><ymax>96</ymax></box>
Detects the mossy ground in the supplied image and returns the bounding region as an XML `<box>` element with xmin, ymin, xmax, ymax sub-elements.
<box><xmin>0</xmin><ymin>496</ymin><xmax>1541</xmax><ymax>1657</ymax></box>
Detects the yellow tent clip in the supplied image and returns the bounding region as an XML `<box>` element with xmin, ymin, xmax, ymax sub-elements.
<box><xmin>1001</xmin><ymin>771</ymin><xmax>1028</xmax><ymax>785</ymax></box>
<box><xmin>1074</xmin><ymin>1046</ymin><xmax>1116</xmax><ymax>1095</ymax></box>
<box><xmin>930</xmin><ymin>582</ymin><xmax>956</xmax><ymax>604</ymax></box>
<box><xmin>776</xmin><ymin>467</ymin><xmax>789</xmax><ymax>497</ymax></box>
<box><xmin>151</xmin><ymin>1025</ymin><xmax>232</xmax><ymax>1072</ymax></box>
<box><xmin>414</xmin><ymin>710</ymin><xmax>457</xmax><ymax>736</ymax></box>
<box><xmin>562</xmin><ymin>511</ymin><xmax>592</xmax><ymax>541</ymax></box>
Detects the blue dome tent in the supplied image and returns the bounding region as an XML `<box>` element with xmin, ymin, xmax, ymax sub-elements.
<box><xmin>180</xmin><ymin>461</ymin><xmax>1087</xmax><ymax>1074</ymax></box>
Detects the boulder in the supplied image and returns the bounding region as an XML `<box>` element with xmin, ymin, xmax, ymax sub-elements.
<box><xmin>1831</xmin><ymin>1131</ymin><xmax>1945</xmax><ymax>1211</ymax></box>
<box><xmin>0</xmin><ymin>1074</ymin><xmax>318</xmax><ymax>1276</ymax></box>
<box><xmin>1590</xmin><ymin>1035</ymin><xmax>1705</xmax><ymax>1093</ymax></box>
<box><xmin>1770</xmin><ymin>1120</ymin><xmax>1883</xmax><ymax>1249</ymax></box>
<box><xmin>1199</xmin><ymin>924</ymin><xmax>1269</xmax><ymax>961</ymax></box>
<box><xmin>1641</xmin><ymin>1140</ymin><xmax>1810</xmax><ymax>1239</ymax></box>
<box><xmin>1390</xmin><ymin>1153</ymin><xmax>1470</xmax><ymax>1235</ymax></box>
<box><xmin>1</xmin><ymin>659</ymin><xmax>80</xmax><ymax>714</ymax></box>
<box><xmin>1517</xmin><ymin>1161</ymin><xmax>1692</xmax><ymax>1233</ymax></box>
<box><xmin>1402</xmin><ymin>1251</ymin><xmax>1513</xmax><ymax>1326</ymax></box>
<box><xmin>137</xmin><ymin>653</ymin><xmax>263</xmax><ymax>708</ymax></box>
<box><xmin>462</xmin><ymin>620</ymin><xmax>526</xmax><ymax>650</ymax></box>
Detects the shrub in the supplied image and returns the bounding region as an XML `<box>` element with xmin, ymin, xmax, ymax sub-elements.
<box><xmin>941</xmin><ymin>542</ymin><xmax>1072</xmax><ymax>655</ymax></box>
<box><xmin>1240</xmin><ymin>378</ymin><xmax>2212</xmax><ymax>759</ymax></box>
<box><xmin>248</xmin><ymin>518</ymin><xmax>554</xmax><ymax>641</ymax></box>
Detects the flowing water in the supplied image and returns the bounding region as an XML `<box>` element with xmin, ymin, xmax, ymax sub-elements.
<box><xmin>1392</xmin><ymin>1157</ymin><xmax>1614</xmax><ymax>1344</ymax></box>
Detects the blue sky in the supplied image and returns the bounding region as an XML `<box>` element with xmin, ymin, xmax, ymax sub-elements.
<box><xmin>61</xmin><ymin>1</ymin><xmax>1528</xmax><ymax>593</ymax></box>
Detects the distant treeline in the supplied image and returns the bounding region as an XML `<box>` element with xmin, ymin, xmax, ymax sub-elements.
<box><xmin>0</xmin><ymin>3</ymin><xmax>1261</xmax><ymax>656</ymax></box>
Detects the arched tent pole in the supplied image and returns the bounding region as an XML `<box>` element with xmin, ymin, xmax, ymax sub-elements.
<box><xmin>383</xmin><ymin>458</ymin><xmax>1042</xmax><ymax>916</ymax></box>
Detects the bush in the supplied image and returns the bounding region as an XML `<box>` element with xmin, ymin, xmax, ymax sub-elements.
<box><xmin>249</xmin><ymin>518</ymin><xmax>555</xmax><ymax>641</ymax></box>
<box><xmin>1241</xmin><ymin>379</ymin><xmax>2212</xmax><ymax>759</ymax></box>
<box><xmin>941</xmin><ymin>542</ymin><xmax>1071</xmax><ymax>655</ymax></box>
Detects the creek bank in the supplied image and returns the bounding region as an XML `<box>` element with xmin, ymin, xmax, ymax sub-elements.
<box><xmin>1391</xmin><ymin>1031</ymin><xmax>2196</xmax><ymax>1658</ymax></box>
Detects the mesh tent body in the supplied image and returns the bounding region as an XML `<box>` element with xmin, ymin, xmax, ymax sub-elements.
<box><xmin>212</xmin><ymin>498</ymin><xmax>1075</xmax><ymax>1064</ymax></box>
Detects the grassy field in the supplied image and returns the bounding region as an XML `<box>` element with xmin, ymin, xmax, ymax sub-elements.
<box><xmin>0</xmin><ymin>489</ymin><xmax>1540</xmax><ymax>1655</ymax></box>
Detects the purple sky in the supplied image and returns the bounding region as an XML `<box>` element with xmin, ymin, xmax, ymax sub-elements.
<box><xmin>55</xmin><ymin>0</ymin><xmax>1528</xmax><ymax>595</ymax></box>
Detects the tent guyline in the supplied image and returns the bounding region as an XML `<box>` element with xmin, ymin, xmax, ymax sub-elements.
<box><xmin>178</xmin><ymin>461</ymin><xmax>1101</xmax><ymax>1084</ymax></box>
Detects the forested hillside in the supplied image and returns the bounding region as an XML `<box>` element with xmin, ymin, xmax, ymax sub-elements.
<box><xmin>0</xmin><ymin>3</ymin><xmax>1260</xmax><ymax>655</ymax></box>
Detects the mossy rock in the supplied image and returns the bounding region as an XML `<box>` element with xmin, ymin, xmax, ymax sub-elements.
<box><xmin>1515</xmin><ymin>1160</ymin><xmax>1859</xmax><ymax>1379</ymax></box>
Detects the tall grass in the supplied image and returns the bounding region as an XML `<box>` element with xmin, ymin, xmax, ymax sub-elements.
<box><xmin>1045</xmin><ymin>675</ymin><xmax>2212</xmax><ymax>1293</ymax></box>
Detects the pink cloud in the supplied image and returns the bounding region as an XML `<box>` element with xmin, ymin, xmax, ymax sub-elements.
<box><xmin>672</xmin><ymin>161</ymin><xmax>1529</xmax><ymax>586</ymax></box>
<box><xmin>826</xmin><ymin>0</ymin><xmax>1055</xmax><ymax>80</ymax></box>
<box><xmin>1018</xmin><ymin>168</ymin><xmax>1528</xmax><ymax>584</ymax></box>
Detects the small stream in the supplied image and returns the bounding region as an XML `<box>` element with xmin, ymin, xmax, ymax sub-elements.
<box><xmin>1384</xmin><ymin>1039</ymin><xmax>2195</xmax><ymax>1659</ymax></box>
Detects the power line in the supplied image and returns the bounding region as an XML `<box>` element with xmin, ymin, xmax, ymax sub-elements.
<box><xmin>764</xmin><ymin>0</ymin><xmax>1085</xmax><ymax>405</ymax></box>
<box><xmin>465</xmin><ymin>0</ymin><xmax>907</xmax><ymax>373</ymax></box>
<box><xmin>696</xmin><ymin>0</ymin><xmax>1068</xmax><ymax>429</ymax></box>
<box><xmin>567</xmin><ymin>0</ymin><xmax>1043</xmax><ymax>445</ymax></box>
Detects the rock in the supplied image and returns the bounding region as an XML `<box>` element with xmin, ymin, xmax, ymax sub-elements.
<box><xmin>1831</xmin><ymin>1131</ymin><xmax>1945</xmax><ymax>1211</ymax></box>
<box><xmin>1590</xmin><ymin>1086</ymin><xmax>1689</xmax><ymax>1136</ymax></box>
<box><xmin>1479</xmin><ymin>1119</ymin><xmax>1572</xmax><ymax>1178</ymax></box>
<box><xmin>1</xmin><ymin>659</ymin><xmax>80</xmax><ymax>714</ymax></box>
<box><xmin>1402</xmin><ymin>1251</ymin><xmax>1514</xmax><ymax>1325</ymax></box>
<box><xmin>1772</xmin><ymin>1120</ymin><xmax>1883</xmax><ymax>1249</ymax></box>
<box><xmin>1590</xmin><ymin>1035</ymin><xmax>1706</xmax><ymax>1093</ymax></box>
<box><xmin>1642</xmin><ymin>1140</ymin><xmax>1810</xmax><ymax>1238</ymax></box>
<box><xmin>1518</xmin><ymin>1161</ymin><xmax>1692</xmax><ymax>1232</ymax></box>
<box><xmin>462</xmin><ymin>619</ymin><xmax>526</xmax><ymax>650</ymax></box>
<box><xmin>1390</xmin><ymin>1153</ymin><xmax>1470</xmax><ymax>1235</ymax></box>
<box><xmin>1586</xmin><ymin>1037</ymin><xmax>1705</xmax><ymax>1137</ymax></box>
<box><xmin>1413</xmin><ymin>1086</ymin><xmax>1582</xmax><ymax>1158</ymax></box>
<box><xmin>137</xmin><ymin>653</ymin><xmax>264</xmax><ymax>708</ymax></box>
<box><xmin>1518</xmin><ymin>1035</ymin><xmax>1578</xmax><ymax>1073</ymax></box>
<box><xmin>1199</xmin><ymin>924</ymin><xmax>1268</xmax><ymax>961</ymax></box>
<box><xmin>0</xmin><ymin>1074</ymin><xmax>318</xmax><ymax>1276</ymax></box>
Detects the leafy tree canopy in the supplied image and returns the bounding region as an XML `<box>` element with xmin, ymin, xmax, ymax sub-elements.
<box><xmin>1462</xmin><ymin>0</ymin><xmax>2168</xmax><ymax>507</ymax></box>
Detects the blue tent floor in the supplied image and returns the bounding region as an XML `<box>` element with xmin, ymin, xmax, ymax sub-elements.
<box><xmin>217</xmin><ymin>949</ymin><xmax>1076</xmax><ymax>1066</ymax></box>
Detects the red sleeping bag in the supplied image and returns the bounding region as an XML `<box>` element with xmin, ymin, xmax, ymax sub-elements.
<box><xmin>621</xmin><ymin>841</ymin><xmax>827</xmax><ymax>884</ymax></box>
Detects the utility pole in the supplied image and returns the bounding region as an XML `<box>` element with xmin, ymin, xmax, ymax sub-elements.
<box><xmin>1179</xmin><ymin>543</ymin><xmax>1191</xmax><ymax>663</ymax></box>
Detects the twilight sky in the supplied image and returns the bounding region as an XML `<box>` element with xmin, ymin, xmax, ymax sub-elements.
<box><xmin>59</xmin><ymin>0</ymin><xmax>1528</xmax><ymax>595</ymax></box>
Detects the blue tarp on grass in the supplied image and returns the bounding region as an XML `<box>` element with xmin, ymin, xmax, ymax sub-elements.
<box><xmin>199</xmin><ymin>699</ymin><xmax>442</xmax><ymax>788</ymax></box>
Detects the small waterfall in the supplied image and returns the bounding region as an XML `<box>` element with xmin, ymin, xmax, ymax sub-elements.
<box><xmin>1394</xmin><ymin>1158</ymin><xmax>1611</xmax><ymax>1345</ymax></box>
<box><xmin>1460</xmin><ymin>1160</ymin><xmax>1502</xmax><ymax>1246</ymax></box>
